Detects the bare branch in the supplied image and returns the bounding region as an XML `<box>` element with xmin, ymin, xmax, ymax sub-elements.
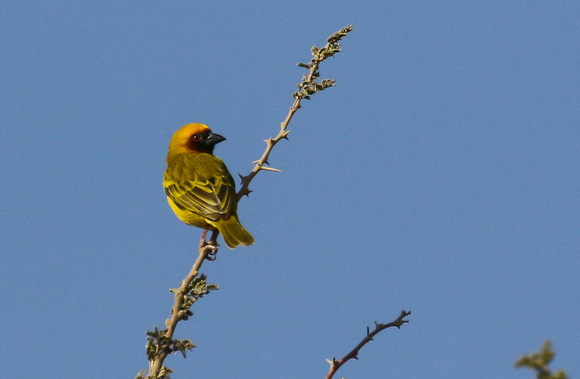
<box><xmin>325</xmin><ymin>310</ymin><xmax>411</xmax><ymax>379</ymax></box>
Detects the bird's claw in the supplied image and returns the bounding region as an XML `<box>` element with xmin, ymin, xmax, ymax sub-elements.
<box><xmin>201</xmin><ymin>242</ymin><xmax>219</xmax><ymax>261</ymax></box>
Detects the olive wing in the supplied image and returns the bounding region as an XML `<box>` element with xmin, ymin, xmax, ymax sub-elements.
<box><xmin>164</xmin><ymin>155</ymin><xmax>235</xmax><ymax>221</ymax></box>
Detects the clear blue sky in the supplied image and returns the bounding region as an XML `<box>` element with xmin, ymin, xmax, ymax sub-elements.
<box><xmin>1</xmin><ymin>2</ymin><xmax>578</xmax><ymax>378</ymax></box>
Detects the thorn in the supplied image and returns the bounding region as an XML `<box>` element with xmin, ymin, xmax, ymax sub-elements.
<box><xmin>366</xmin><ymin>326</ymin><xmax>370</xmax><ymax>335</ymax></box>
<box><xmin>237</xmin><ymin>188</ymin><xmax>252</xmax><ymax>198</ymax></box>
<box><xmin>326</xmin><ymin>359</ymin><xmax>332</xmax><ymax>364</ymax></box>
<box><xmin>280</xmin><ymin>130</ymin><xmax>290</xmax><ymax>140</ymax></box>
<box><xmin>238</xmin><ymin>173</ymin><xmax>249</xmax><ymax>184</ymax></box>
<box><xmin>259</xmin><ymin>166</ymin><xmax>282</xmax><ymax>173</ymax></box>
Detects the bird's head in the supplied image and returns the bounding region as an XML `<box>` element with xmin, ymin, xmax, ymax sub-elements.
<box><xmin>168</xmin><ymin>123</ymin><xmax>226</xmax><ymax>156</ymax></box>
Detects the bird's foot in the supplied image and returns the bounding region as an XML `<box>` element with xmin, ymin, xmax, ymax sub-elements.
<box><xmin>199</xmin><ymin>229</ymin><xmax>209</xmax><ymax>250</ymax></box>
<box><xmin>201</xmin><ymin>241</ymin><xmax>219</xmax><ymax>261</ymax></box>
<box><xmin>198</xmin><ymin>229</ymin><xmax>219</xmax><ymax>260</ymax></box>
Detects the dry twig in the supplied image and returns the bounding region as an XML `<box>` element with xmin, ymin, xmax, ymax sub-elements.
<box><xmin>325</xmin><ymin>310</ymin><xmax>411</xmax><ymax>379</ymax></box>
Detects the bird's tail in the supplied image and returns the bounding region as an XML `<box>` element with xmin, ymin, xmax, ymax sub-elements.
<box><xmin>215</xmin><ymin>216</ymin><xmax>254</xmax><ymax>249</ymax></box>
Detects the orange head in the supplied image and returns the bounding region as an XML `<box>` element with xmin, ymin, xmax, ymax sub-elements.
<box><xmin>168</xmin><ymin>123</ymin><xmax>226</xmax><ymax>156</ymax></box>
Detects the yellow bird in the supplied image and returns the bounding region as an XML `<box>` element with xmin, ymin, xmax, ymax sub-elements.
<box><xmin>164</xmin><ymin>123</ymin><xmax>254</xmax><ymax>249</ymax></box>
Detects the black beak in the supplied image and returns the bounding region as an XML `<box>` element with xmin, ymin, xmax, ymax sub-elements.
<box><xmin>205</xmin><ymin>132</ymin><xmax>226</xmax><ymax>147</ymax></box>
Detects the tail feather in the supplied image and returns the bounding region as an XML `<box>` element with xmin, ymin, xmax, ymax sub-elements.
<box><xmin>214</xmin><ymin>217</ymin><xmax>254</xmax><ymax>249</ymax></box>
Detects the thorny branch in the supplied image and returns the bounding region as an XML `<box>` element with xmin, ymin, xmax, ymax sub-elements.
<box><xmin>325</xmin><ymin>310</ymin><xmax>411</xmax><ymax>379</ymax></box>
<box><xmin>237</xmin><ymin>25</ymin><xmax>353</xmax><ymax>200</ymax></box>
<box><xmin>139</xmin><ymin>25</ymin><xmax>353</xmax><ymax>379</ymax></box>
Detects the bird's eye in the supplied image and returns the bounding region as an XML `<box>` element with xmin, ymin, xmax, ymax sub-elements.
<box><xmin>192</xmin><ymin>134</ymin><xmax>201</xmax><ymax>141</ymax></box>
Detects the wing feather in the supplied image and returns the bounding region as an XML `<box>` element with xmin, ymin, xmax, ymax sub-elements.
<box><xmin>164</xmin><ymin>154</ymin><xmax>235</xmax><ymax>221</ymax></box>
